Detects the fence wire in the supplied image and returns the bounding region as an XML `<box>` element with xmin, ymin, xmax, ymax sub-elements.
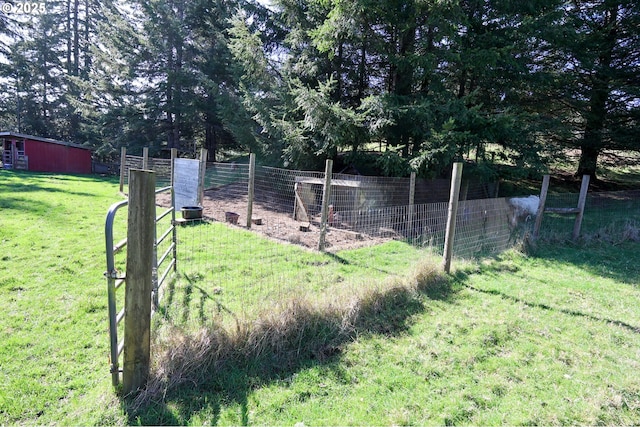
<box><xmin>122</xmin><ymin>155</ymin><xmax>173</xmax><ymax>189</ymax></box>
<box><xmin>537</xmin><ymin>190</ymin><xmax>640</xmax><ymax>243</ymax></box>
<box><xmin>132</xmin><ymin>157</ymin><xmax>639</xmax><ymax>330</ymax></box>
<box><xmin>158</xmin><ymin>162</ymin><xmax>540</xmax><ymax>329</ymax></box>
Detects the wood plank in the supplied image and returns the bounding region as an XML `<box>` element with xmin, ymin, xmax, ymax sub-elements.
<box><xmin>544</xmin><ymin>207</ymin><xmax>581</xmax><ymax>214</ymax></box>
<box><xmin>294</xmin><ymin>183</ymin><xmax>309</xmax><ymax>222</ymax></box>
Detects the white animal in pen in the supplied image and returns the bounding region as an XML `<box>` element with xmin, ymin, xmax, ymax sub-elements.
<box><xmin>508</xmin><ymin>195</ymin><xmax>540</xmax><ymax>227</ymax></box>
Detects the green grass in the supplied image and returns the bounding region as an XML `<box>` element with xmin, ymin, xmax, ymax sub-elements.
<box><xmin>162</xmin><ymin>222</ymin><xmax>426</xmax><ymax>329</ymax></box>
<box><xmin>536</xmin><ymin>191</ymin><xmax>640</xmax><ymax>243</ymax></box>
<box><xmin>0</xmin><ymin>170</ymin><xmax>127</xmax><ymax>425</ymax></box>
<box><xmin>139</xmin><ymin>231</ymin><xmax>640</xmax><ymax>425</ymax></box>
<box><xmin>2</xmin><ymin>169</ymin><xmax>640</xmax><ymax>426</ymax></box>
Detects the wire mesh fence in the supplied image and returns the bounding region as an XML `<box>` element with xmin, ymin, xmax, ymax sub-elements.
<box><xmin>154</xmin><ymin>161</ymin><xmax>545</xmax><ymax>332</ymax></box>
<box><xmin>453</xmin><ymin>198</ymin><xmax>515</xmax><ymax>259</ymax></box>
<box><xmin>108</xmin><ymin>152</ymin><xmax>640</xmax><ymax>398</ymax></box>
<box><xmin>196</xmin><ymin>163</ymin><xmax>501</xmax><ymax>252</ymax></box>
<box><xmin>537</xmin><ymin>190</ymin><xmax>640</xmax><ymax>243</ymax></box>
<box><xmin>122</xmin><ymin>155</ymin><xmax>173</xmax><ymax>189</ymax></box>
<box><xmin>125</xmin><ymin>155</ymin><xmax>640</xmax><ymax>332</ymax></box>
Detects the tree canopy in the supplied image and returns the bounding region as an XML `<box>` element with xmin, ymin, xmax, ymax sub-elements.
<box><xmin>0</xmin><ymin>0</ymin><xmax>638</xmax><ymax>179</ymax></box>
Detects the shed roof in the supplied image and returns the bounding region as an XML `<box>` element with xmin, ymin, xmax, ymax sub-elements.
<box><xmin>0</xmin><ymin>131</ymin><xmax>91</xmax><ymax>151</ymax></box>
<box><xmin>295</xmin><ymin>176</ymin><xmax>362</xmax><ymax>188</ymax></box>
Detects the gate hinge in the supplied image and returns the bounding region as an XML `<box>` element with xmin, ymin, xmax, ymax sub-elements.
<box><xmin>104</xmin><ymin>269</ymin><xmax>125</xmax><ymax>280</ymax></box>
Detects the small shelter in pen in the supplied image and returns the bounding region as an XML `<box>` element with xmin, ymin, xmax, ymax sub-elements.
<box><xmin>293</xmin><ymin>176</ymin><xmax>364</xmax><ymax>225</ymax></box>
<box><xmin>1</xmin><ymin>131</ymin><xmax>92</xmax><ymax>174</ymax></box>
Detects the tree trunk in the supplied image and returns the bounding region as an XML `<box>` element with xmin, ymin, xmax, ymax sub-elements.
<box><xmin>73</xmin><ymin>0</ymin><xmax>79</xmax><ymax>76</ymax></box>
<box><xmin>84</xmin><ymin>0</ymin><xmax>91</xmax><ymax>76</ymax></box>
<box><xmin>575</xmin><ymin>4</ymin><xmax>617</xmax><ymax>179</ymax></box>
<box><xmin>205</xmin><ymin>121</ymin><xmax>217</xmax><ymax>162</ymax></box>
<box><xmin>576</xmin><ymin>145</ymin><xmax>600</xmax><ymax>178</ymax></box>
<box><xmin>357</xmin><ymin>31</ymin><xmax>367</xmax><ymax>101</ymax></box>
<box><xmin>392</xmin><ymin>14</ymin><xmax>416</xmax><ymax>158</ymax></box>
<box><xmin>66</xmin><ymin>0</ymin><xmax>71</xmax><ymax>74</ymax></box>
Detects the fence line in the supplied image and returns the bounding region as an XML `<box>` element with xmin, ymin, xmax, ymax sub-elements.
<box><xmin>119</xmin><ymin>152</ymin><xmax>640</xmax><ymax>254</ymax></box>
<box><xmin>164</xmin><ymin>185</ymin><xmax>639</xmax><ymax>332</ymax></box>
<box><xmin>537</xmin><ymin>189</ymin><xmax>640</xmax><ymax>242</ymax></box>
<box><xmin>109</xmin><ymin>152</ymin><xmax>640</xmax><ymax>393</ymax></box>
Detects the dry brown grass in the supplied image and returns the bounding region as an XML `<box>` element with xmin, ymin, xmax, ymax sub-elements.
<box><xmin>534</xmin><ymin>220</ymin><xmax>640</xmax><ymax>247</ymax></box>
<box><xmin>130</xmin><ymin>258</ymin><xmax>448</xmax><ymax>410</ymax></box>
<box><xmin>622</xmin><ymin>221</ymin><xmax>640</xmax><ymax>242</ymax></box>
<box><xmin>579</xmin><ymin>220</ymin><xmax>640</xmax><ymax>245</ymax></box>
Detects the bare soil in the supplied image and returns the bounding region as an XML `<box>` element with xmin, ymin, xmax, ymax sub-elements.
<box><xmin>158</xmin><ymin>186</ymin><xmax>393</xmax><ymax>252</ymax></box>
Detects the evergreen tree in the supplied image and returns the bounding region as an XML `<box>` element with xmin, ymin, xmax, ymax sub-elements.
<box><xmin>545</xmin><ymin>0</ymin><xmax>640</xmax><ymax>178</ymax></box>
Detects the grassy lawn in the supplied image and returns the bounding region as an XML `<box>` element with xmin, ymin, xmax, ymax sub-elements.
<box><xmin>161</xmin><ymin>222</ymin><xmax>427</xmax><ymax>330</ymax></box>
<box><xmin>0</xmin><ymin>170</ymin><xmax>126</xmax><ymax>425</ymax></box>
<box><xmin>1</xmin><ymin>170</ymin><xmax>639</xmax><ymax>425</ymax></box>
<box><xmin>138</xmin><ymin>240</ymin><xmax>640</xmax><ymax>426</ymax></box>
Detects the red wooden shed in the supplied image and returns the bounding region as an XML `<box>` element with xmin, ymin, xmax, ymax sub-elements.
<box><xmin>1</xmin><ymin>132</ymin><xmax>92</xmax><ymax>174</ymax></box>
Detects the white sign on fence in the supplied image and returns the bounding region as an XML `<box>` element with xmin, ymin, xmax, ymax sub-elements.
<box><xmin>173</xmin><ymin>158</ymin><xmax>201</xmax><ymax>211</ymax></box>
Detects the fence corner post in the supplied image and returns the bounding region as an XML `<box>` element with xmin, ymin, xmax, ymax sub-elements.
<box><xmin>122</xmin><ymin>169</ymin><xmax>156</xmax><ymax>396</ymax></box>
<box><xmin>442</xmin><ymin>162</ymin><xmax>463</xmax><ymax>273</ymax></box>
<box><xmin>170</xmin><ymin>148</ymin><xmax>178</xmax><ymax>187</ymax></box>
<box><xmin>142</xmin><ymin>147</ymin><xmax>149</xmax><ymax>170</ymax></box>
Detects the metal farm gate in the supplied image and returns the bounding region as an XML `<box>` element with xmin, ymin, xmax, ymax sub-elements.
<box><xmin>104</xmin><ymin>185</ymin><xmax>177</xmax><ymax>387</ymax></box>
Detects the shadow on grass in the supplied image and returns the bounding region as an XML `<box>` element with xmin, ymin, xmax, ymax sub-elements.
<box><xmin>124</xmin><ymin>269</ymin><xmax>455</xmax><ymax>425</ymax></box>
<box><xmin>531</xmin><ymin>241</ymin><xmax>640</xmax><ymax>286</ymax></box>
<box><xmin>472</xmin><ymin>283</ymin><xmax>640</xmax><ymax>335</ymax></box>
<box><xmin>0</xmin><ymin>171</ymin><xmax>107</xmax><ymax>198</ymax></box>
<box><xmin>324</xmin><ymin>251</ymin><xmax>405</xmax><ymax>278</ymax></box>
<box><xmin>453</xmin><ymin>250</ymin><xmax>640</xmax><ymax>337</ymax></box>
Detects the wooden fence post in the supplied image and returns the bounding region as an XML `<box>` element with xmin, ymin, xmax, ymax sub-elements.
<box><xmin>572</xmin><ymin>174</ymin><xmax>590</xmax><ymax>241</ymax></box>
<box><xmin>533</xmin><ymin>175</ymin><xmax>550</xmax><ymax>240</ymax></box>
<box><xmin>408</xmin><ymin>172</ymin><xmax>416</xmax><ymax>236</ymax></box>
<box><xmin>318</xmin><ymin>159</ymin><xmax>333</xmax><ymax>251</ymax></box>
<box><xmin>247</xmin><ymin>153</ymin><xmax>256</xmax><ymax>228</ymax></box>
<box><xmin>442</xmin><ymin>162</ymin><xmax>463</xmax><ymax>273</ymax></box>
<box><xmin>170</xmin><ymin>148</ymin><xmax>177</xmax><ymax>187</ymax></box>
<box><xmin>199</xmin><ymin>148</ymin><xmax>208</xmax><ymax>205</ymax></box>
<box><xmin>119</xmin><ymin>147</ymin><xmax>126</xmax><ymax>193</ymax></box>
<box><xmin>170</xmin><ymin>148</ymin><xmax>178</xmax><ymax>273</ymax></box>
<box><xmin>142</xmin><ymin>147</ymin><xmax>149</xmax><ymax>170</ymax></box>
<box><xmin>123</xmin><ymin>169</ymin><xmax>156</xmax><ymax>395</ymax></box>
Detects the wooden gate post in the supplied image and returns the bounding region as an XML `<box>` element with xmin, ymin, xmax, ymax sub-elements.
<box><xmin>123</xmin><ymin>169</ymin><xmax>156</xmax><ymax>395</ymax></box>
<box><xmin>142</xmin><ymin>147</ymin><xmax>149</xmax><ymax>170</ymax></box>
<box><xmin>442</xmin><ymin>162</ymin><xmax>463</xmax><ymax>273</ymax></box>
<box><xmin>318</xmin><ymin>159</ymin><xmax>333</xmax><ymax>251</ymax></box>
